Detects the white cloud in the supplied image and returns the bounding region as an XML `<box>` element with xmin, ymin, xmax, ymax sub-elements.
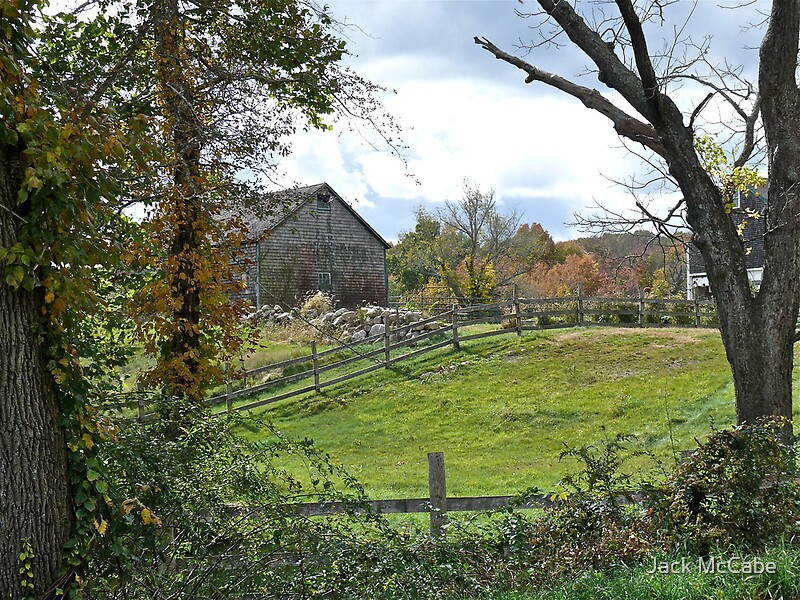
<box><xmin>280</xmin><ymin>64</ymin><xmax>644</xmax><ymax>240</ymax></box>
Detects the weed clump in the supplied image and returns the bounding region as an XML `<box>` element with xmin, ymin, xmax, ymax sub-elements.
<box><xmin>300</xmin><ymin>290</ymin><xmax>334</xmax><ymax>317</ymax></box>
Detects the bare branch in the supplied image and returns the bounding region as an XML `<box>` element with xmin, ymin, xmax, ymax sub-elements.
<box><xmin>535</xmin><ymin>0</ymin><xmax>654</xmax><ymax>120</ymax></box>
<box><xmin>670</xmin><ymin>73</ymin><xmax>760</xmax><ymax>167</ymax></box>
<box><xmin>688</xmin><ymin>92</ymin><xmax>714</xmax><ymax>130</ymax></box>
<box><xmin>474</xmin><ymin>36</ymin><xmax>667</xmax><ymax>158</ymax></box>
<box><xmin>615</xmin><ymin>0</ymin><xmax>659</xmax><ymax>101</ymax></box>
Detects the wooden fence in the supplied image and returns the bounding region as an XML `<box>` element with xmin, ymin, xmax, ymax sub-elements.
<box><xmin>124</xmin><ymin>289</ymin><xmax>717</xmax><ymax>423</ymax></box>
<box><xmin>390</xmin><ymin>284</ymin><xmax>516</xmax><ymax>313</ymax></box>
<box><xmin>161</xmin><ymin>451</ymin><xmax>652</xmax><ymax>572</ymax></box>
<box><xmin>231</xmin><ymin>451</ymin><xmax>650</xmax><ymax>540</ymax></box>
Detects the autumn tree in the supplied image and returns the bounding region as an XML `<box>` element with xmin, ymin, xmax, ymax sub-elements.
<box><xmin>389</xmin><ymin>186</ymin><xmax>537</xmax><ymax>300</ymax></box>
<box><xmin>509</xmin><ymin>222</ymin><xmax>557</xmax><ymax>268</ymax></box>
<box><xmin>476</xmin><ymin>2</ymin><xmax>800</xmax><ymax>429</ymax></box>
<box><xmin>387</xmin><ymin>207</ymin><xmax>442</xmax><ymax>294</ymax></box>
<box><xmin>141</xmin><ymin>0</ymin><xmax>404</xmax><ymax>408</ymax></box>
<box><xmin>0</xmin><ymin>8</ymin><xmax>72</xmax><ymax>585</ymax></box>
<box><xmin>39</xmin><ymin>0</ymin><xmax>400</xmax><ymax>409</ymax></box>
<box><xmin>521</xmin><ymin>253</ymin><xmax>606</xmax><ymax>297</ymax></box>
<box><xmin>570</xmin><ymin>231</ymin><xmax>688</xmax><ymax>296</ymax></box>
<box><xmin>437</xmin><ymin>180</ymin><xmax>521</xmax><ymax>298</ymax></box>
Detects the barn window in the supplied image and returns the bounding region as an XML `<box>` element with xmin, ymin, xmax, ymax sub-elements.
<box><xmin>316</xmin><ymin>193</ymin><xmax>332</xmax><ymax>212</ymax></box>
<box><xmin>318</xmin><ymin>272</ymin><xmax>332</xmax><ymax>288</ymax></box>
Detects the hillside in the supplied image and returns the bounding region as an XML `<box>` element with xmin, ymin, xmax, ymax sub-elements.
<box><xmin>236</xmin><ymin>327</ymin><xmax>796</xmax><ymax>499</ymax></box>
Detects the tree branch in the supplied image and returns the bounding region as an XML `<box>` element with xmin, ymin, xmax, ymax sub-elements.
<box><xmin>535</xmin><ymin>0</ymin><xmax>654</xmax><ymax>121</ymax></box>
<box><xmin>688</xmin><ymin>92</ymin><xmax>714</xmax><ymax>131</ymax></box>
<box><xmin>474</xmin><ymin>36</ymin><xmax>667</xmax><ymax>158</ymax></box>
<box><xmin>671</xmin><ymin>74</ymin><xmax>760</xmax><ymax>168</ymax></box>
<box><xmin>615</xmin><ymin>0</ymin><xmax>659</xmax><ymax>102</ymax></box>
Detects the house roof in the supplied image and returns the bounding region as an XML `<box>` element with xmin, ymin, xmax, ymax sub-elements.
<box><xmin>221</xmin><ymin>183</ymin><xmax>390</xmax><ymax>249</ymax></box>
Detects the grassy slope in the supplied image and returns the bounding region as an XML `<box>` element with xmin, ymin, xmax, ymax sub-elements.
<box><xmin>235</xmin><ymin>326</ymin><xmax>800</xmax><ymax>500</ymax></box>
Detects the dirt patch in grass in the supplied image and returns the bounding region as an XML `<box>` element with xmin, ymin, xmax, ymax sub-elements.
<box><xmin>555</xmin><ymin>327</ymin><xmax>714</xmax><ymax>346</ymax></box>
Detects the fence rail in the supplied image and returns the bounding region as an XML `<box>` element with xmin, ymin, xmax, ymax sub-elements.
<box><xmin>231</xmin><ymin>452</ymin><xmax>651</xmax><ymax>540</ymax></box>
<box><xmin>165</xmin><ymin>450</ymin><xmax>654</xmax><ymax>572</ymax></box>
<box><xmin>118</xmin><ymin>288</ymin><xmax>718</xmax><ymax>422</ymax></box>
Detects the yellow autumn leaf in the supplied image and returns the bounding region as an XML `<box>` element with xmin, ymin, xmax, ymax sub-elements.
<box><xmin>82</xmin><ymin>433</ymin><xmax>94</xmax><ymax>449</ymax></box>
<box><xmin>52</xmin><ymin>297</ymin><xmax>67</xmax><ymax>315</ymax></box>
<box><xmin>44</xmin><ymin>289</ymin><xmax>54</xmax><ymax>303</ymax></box>
<box><xmin>121</xmin><ymin>498</ymin><xmax>138</xmax><ymax>516</ymax></box>
<box><xmin>93</xmin><ymin>519</ymin><xmax>108</xmax><ymax>535</ymax></box>
<box><xmin>141</xmin><ymin>508</ymin><xmax>162</xmax><ymax>527</ymax></box>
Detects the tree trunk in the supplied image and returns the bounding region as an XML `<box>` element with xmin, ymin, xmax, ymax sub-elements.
<box><xmin>669</xmin><ymin>127</ymin><xmax>799</xmax><ymax>432</ymax></box>
<box><xmin>725</xmin><ymin>306</ymin><xmax>795</xmax><ymax>426</ymax></box>
<box><xmin>0</xmin><ymin>145</ymin><xmax>73</xmax><ymax>596</ymax></box>
<box><xmin>154</xmin><ymin>0</ymin><xmax>205</xmax><ymax>405</ymax></box>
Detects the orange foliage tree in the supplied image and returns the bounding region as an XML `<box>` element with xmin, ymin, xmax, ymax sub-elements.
<box><xmin>520</xmin><ymin>253</ymin><xmax>607</xmax><ymax>297</ymax></box>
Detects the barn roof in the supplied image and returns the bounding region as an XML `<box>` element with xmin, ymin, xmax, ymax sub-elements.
<box><xmin>222</xmin><ymin>183</ymin><xmax>389</xmax><ymax>249</ymax></box>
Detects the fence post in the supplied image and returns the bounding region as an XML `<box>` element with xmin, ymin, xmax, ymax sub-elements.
<box><xmin>451</xmin><ymin>304</ymin><xmax>460</xmax><ymax>350</ymax></box>
<box><xmin>428</xmin><ymin>451</ymin><xmax>447</xmax><ymax>539</ymax></box>
<box><xmin>693</xmin><ymin>295</ymin><xmax>701</xmax><ymax>327</ymax></box>
<box><xmin>136</xmin><ymin>381</ymin><xmax>145</xmax><ymax>423</ymax></box>
<box><xmin>311</xmin><ymin>340</ymin><xmax>320</xmax><ymax>392</ymax></box>
<box><xmin>224</xmin><ymin>362</ymin><xmax>233</xmax><ymax>413</ymax></box>
<box><xmin>383</xmin><ymin>320</ymin><xmax>391</xmax><ymax>368</ymax></box>
<box><xmin>513</xmin><ymin>285</ymin><xmax>522</xmax><ymax>336</ymax></box>
<box><xmin>638</xmin><ymin>287</ymin><xmax>645</xmax><ymax>327</ymax></box>
<box><xmin>577</xmin><ymin>281</ymin><xmax>584</xmax><ymax>326</ymax></box>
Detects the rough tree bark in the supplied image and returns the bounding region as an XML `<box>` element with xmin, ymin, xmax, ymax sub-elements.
<box><xmin>476</xmin><ymin>0</ymin><xmax>800</xmax><ymax>430</ymax></box>
<box><xmin>0</xmin><ymin>143</ymin><xmax>73</xmax><ymax>596</ymax></box>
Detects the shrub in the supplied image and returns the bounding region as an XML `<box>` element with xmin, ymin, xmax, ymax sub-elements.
<box><xmin>85</xmin><ymin>411</ymin><xmax>376</xmax><ymax>598</ymax></box>
<box><xmin>655</xmin><ymin>418</ymin><xmax>800</xmax><ymax>553</ymax></box>
<box><xmin>521</xmin><ymin>434</ymin><xmax>660</xmax><ymax>578</ymax></box>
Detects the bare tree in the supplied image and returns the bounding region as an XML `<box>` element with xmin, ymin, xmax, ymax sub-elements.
<box><xmin>475</xmin><ymin>1</ymin><xmax>799</xmax><ymax>431</ymax></box>
<box><xmin>439</xmin><ymin>180</ymin><xmax>522</xmax><ymax>297</ymax></box>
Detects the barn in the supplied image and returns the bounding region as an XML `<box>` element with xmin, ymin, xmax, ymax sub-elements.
<box><xmin>228</xmin><ymin>183</ymin><xmax>389</xmax><ymax>310</ymax></box>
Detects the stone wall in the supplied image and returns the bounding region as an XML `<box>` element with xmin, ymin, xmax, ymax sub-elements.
<box><xmin>250</xmin><ymin>303</ymin><xmax>446</xmax><ymax>343</ymax></box>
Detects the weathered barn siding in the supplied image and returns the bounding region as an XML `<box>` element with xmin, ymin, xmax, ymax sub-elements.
<box><xmin>230</xmin><ymin>184</ymin><xmax>388</xmax><ymax>310</ymax></box>
<box><xmin>230</xmin><ymin>241</ymin><xmax>260</xmax><ymax>307</ymax></box>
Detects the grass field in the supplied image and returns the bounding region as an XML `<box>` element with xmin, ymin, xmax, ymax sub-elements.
<box><xmin>478</xmin><ymin>544</ymin><xmax>800</xmax><ymax>600</ymax></box>
<box><xmin>231</xmin><ymin>326</ymin><xmax>800</xmax><ymax>500</ymax></box>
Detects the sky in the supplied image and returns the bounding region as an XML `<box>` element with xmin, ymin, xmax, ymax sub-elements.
<box><xmin>276</xmin><ymin>0</ymin><xmax>767</xmax><ymax>243</ymax></box>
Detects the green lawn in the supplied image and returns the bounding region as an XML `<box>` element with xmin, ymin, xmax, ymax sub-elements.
<box><xmin>478</xmin><ymin>545</ymin><xmax>800</xmax><ymax>600</ymax></box>
<box><xmin>233</xmin><ymin>326</ymin><xmax>797</xmax><ymax>499</ymax></box>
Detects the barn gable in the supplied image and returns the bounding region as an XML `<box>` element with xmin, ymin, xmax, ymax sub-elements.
<box><xmin>230</xmin><ymin>183</ymin><xmax>389</xmax><ymax>310</ymax></box>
